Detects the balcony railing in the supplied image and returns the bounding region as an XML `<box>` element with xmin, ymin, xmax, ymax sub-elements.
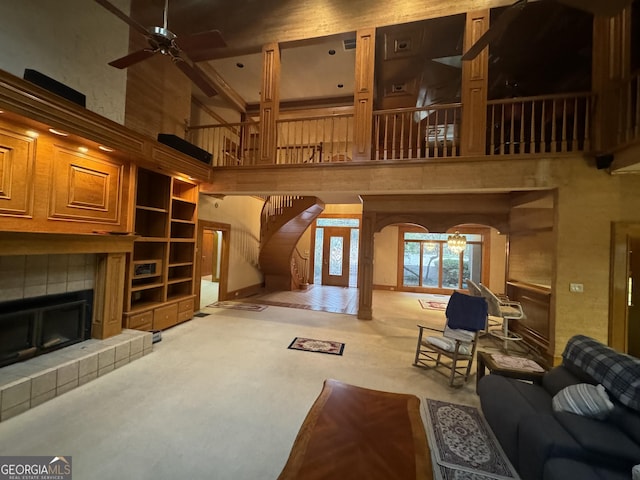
<box><xmin>276</xmin><ymin>114</ymin><xmax>353</xmax><ymax>163</ymax></box>
<box><xmin>487</xmin><ymin>92</ymin><xmax>593</xmax><ymax>155</ymax></box>
<box><xmin>373</xmin><ymin>103</ymin><xmax>461</xmax><ymax>160</ymax></box>
<box><xmin>616</xmin><ymin>70</ymin><xmax>640</xmax><ymax>147</ymax></box>
<box><xmin>187</xmin><ymin>121</ymin><xmax>260</xmax><ymax>167</ymax></box>
<box><xmin>186</xmin><ymin>92</ymin><xmax>605</xmax><ymax>166</ymax></box>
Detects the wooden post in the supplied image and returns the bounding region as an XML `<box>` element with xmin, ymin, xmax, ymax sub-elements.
<box><xmin>591</xmin><ymin>10</ymin><xmax>631</xmax><ymax>152</ymax></box>
<box><xmin>357</xmin><ymin>211</ymin><xmax>375</xmax><ymax>320</ymax></box>
<box><xmin>460</xmin><ymin>9</ymin><xmax>489</xmax><ymax>156</ymax></box>
<box><xmin>353</xmin><ymin>28</ymin><xmax>376</xmax><ymax>162</ymax></box>
<box><xmin>259</xmin><ymin>42</ymin><xmax>281</xmax><ymax>164</ymax></box>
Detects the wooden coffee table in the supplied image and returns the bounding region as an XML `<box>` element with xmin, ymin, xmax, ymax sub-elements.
<box><xmin>476</xmin><ymin>351</ymin><xmax>546</xmax><ymax>393</ymax></box>
<box><xmin>278</xmin><ymin>379</ymin><xmax>432</xmax><ymax>480</ymax></box>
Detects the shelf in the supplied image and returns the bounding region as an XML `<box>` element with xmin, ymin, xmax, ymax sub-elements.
<box><xmin>169</xmin><ymin>238</ymin><xmax>195</xmax><ymax>243</ymax></box>
<box><xmin>171</xmin><ymin>197</ymin><xmax>196</xmax><ymax>206</ymax></box>
<box><xmin>171</xmin><ymin>218</ymin><xmax>195</xmax><ymax>225</ymax></box>
<box><xmin>137</xmin><ymin>236</ymin><xmax>169</xmax><ymax>242</ymax></box>
<box><xmin>168</xmin><ymin>277</ymin><xmax>192</xmax><ymax>285</ymax></box>
<box><xmin>132</xmin><ymin>272</ymin><xmax>161</xmax><ymax>280</ymax></box>
<box><xmin>131</xmin><ymin>281</ymin><xmax>165</xmax><ymax>292</ymax></box>
<box><xmin>168</xmin><ymin>261</ymin><xmax>193</xmax><ymax>268</ymax></box>
<box><xmin>136</xmin><ymin>205</ymin><xmax>169</xmax><ymax>213</ymax></box>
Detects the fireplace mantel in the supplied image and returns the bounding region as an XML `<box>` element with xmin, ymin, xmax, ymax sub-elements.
<box><xmin>0</xmin><ymin>231</ymin><xmax>137</xmax><ymax>255</ymax></box>
<box><xmin>0</xmin><ymin>231</ymin><xmax>136</xmax><ymax>340</ymax></box>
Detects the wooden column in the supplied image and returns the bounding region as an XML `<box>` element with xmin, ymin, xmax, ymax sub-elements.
<box><xmin>357</xmin><ymin>211</ymin><xmax>375</xmax><ymax>320</ymax></box>
<box><xmin>591</xmin><ymin>9</ymin><xmax>631</xmax><ymax>152</ymax></box>
<box><xmin>460</xmin><ymin>10</ymin><xmax>489</xmax><ymax>156</ymax></box>
<box><xmin>92</xmin><ymin>252</ymin><xmax>126</xmax><ymax>339</ymax></box>
<box><xmin>259</xmin><ymin>42</ymin><xmax>281</xmax><ymax>164</ymax></box>
<box><xmin>353</xmin><ymin>28</ymin><xmax>376</xmax><ymax>162</ymax></box>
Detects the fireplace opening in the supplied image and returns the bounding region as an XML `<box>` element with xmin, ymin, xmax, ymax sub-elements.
<box><xmin>0</xmin><ymin>290</ymin><xmax>93</xmax><ymax>368</ymax></box>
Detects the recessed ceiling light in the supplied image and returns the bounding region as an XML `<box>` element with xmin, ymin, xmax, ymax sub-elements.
<box><xmin>0</xmin><ymin>110</ymin><xmax>4</xmax><ymax>114</ymax></box>
<box><xmin>98</xmin><ymin>145</ymin><xmax>114</xmax><ymax>152</ymax></box>
<box><xmin>49</xmin><ymin>128</ymin><xmax>69</xmax><ymax>136</ymax></box>
<box><xmin>236</xmin><ymin>62</ymin><xmax>244</xmax><ymax>68</ymax></box>
<box><xmin>337</xmin><ymin>84</ymin><xmax>344</xmax><ymax>89</ymax></box>
<box><xmin>26</xmin><ymin>130</ymin><xmax>39</xmax><ymax>138</ymax></box>
<box><xmin>328</xmin><ymin>49</ymin><xmax>336</xmax><ymax>55</ymax></box>
<box><xmin>78</xmin><ymin>146</ymin><xmax>89</xmax><ymax>153</ymax></box>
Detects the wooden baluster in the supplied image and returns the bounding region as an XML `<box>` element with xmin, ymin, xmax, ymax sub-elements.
<box><xmin>561</xmin><ymin>99</ymin><xmax>568</xmax><ymax>152</ymax></box>
<box><xmin>499</xmin><ymin>105</ymin><xmax>505</xmax><ymax>155</ymax></box>
<box><xmin>408</xmin><ymin>111</ymin><xmax>414</xmax><ymax>159</ymax></box>
<box><xmin>635</xmin><ymin>76</ymin><xmax>640</xmax><ymax>139</ymax></box>
<box><xmin>489</xmin><ymin>105</ymin><xmax>495</xmax><ymax>155</ymax></box>
<box><xmin>518</xmin><ymin>101</ymin><xmax>525</xmax><ymax>154</ymax></box>
<box><xmin>572</xmin><ymin>97</ymin><xmax>579</xmax><ymax>151</ymax></box>
<box><xmin>529</xmin><ymin>100</ymin><xmax>536</xmax><ymax>153</ymax></box>
<box><xmin>509</xmin><ymin>102</ymin><xmax>515</xmax><ymax>154</ymax></box>
<box><xmin>551</xmin><ymin>100</ymin><xmax>557</xmax><ymax>153</ymax></box>
<box><xmin>344</xmin><ymin>116</ymin><xmax>350</xmax><ymax>161</ymax></box>
<box><xmin>443</xmin><ymin>108</ymin><xmax>449</xmax><ymax>157</ymax></box>
<box><xmin>452</xmin><ymin>107</ymin><xmax>458</xmax><ymax>157</ymax></box>
<box><xmin>383</xmin><ymin>114</ymin><xmax>389</xmax><ymax>160</ymax></box>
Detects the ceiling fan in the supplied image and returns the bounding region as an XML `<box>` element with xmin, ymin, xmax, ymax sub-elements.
<box><xmin>462</xmin><ymin>0</ymin><xmax>634</xmax><ymax>61</ymax></box>
<box><xmin>94</xmin><ymin>0</ymin><xmax>226</xmax><ymax>96</ymax></box>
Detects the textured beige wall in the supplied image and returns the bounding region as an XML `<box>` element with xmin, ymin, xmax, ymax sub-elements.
<box><xmin>0</xmin><ymin>0</ymin><xmax>130</xmax><ymax>123</ymax></box>
<box><xmin>373</xmin><ymin>226</ymin><xmax>400</xmax><ymax>287</ymax></box>
<box><xmin>552</xmin><ymin>158</ymin><xmax>640</xmax><ymax>352</ymax></box>
<box><xmin>508</xmin><ymin>232</ymin><xmax>554</xmax><ymax>287</ymax></box>
<box><xmin>488</xmin><ymin>230</ymin><xmax>507</xmax><ymax>293</ymax></box>
<box><xmin>198</xmin><ymin>195</ymin><xmax>263</xmax><ymax>292</ymax></box>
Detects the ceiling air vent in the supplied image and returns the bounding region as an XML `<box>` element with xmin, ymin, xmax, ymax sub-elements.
<box><xmin>391</xmin><ymin>83</ymin><xmax>407</xmax><ymax>93</ymax></box>
<box><xmin>343</xmin><ymin>38</ymin><xmax>357</xmax><ymax>51</ymax></box>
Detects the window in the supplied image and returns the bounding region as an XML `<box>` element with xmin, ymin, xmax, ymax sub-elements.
<box><xmin>401</xmin><ymin>230</ymin><xmax>483</xmax><ymax>291</ymax></box>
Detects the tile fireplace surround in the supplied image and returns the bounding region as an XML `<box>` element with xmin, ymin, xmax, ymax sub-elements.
<box><xmin>0</xmin><ymin>329</ymin><xmax>153</xmax><ymax>422</ymax></box>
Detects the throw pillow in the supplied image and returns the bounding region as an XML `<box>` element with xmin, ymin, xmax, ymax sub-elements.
<box><xmin>632</xmin><ymin>464</ymin><xmax>640</xmax><ymax>480</ymax></box>
<box><xmin>552</xmin><ymin>383</ymin><xmax>614</xmax><ymax>420</ymax></box>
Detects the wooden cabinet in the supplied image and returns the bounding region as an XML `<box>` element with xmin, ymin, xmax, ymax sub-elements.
<box><xmin>123</xmin><ymin>167</ymin><xmax>197</xmax><ymax>331</ymax></box>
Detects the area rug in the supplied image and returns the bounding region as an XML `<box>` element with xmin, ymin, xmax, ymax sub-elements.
<box><xmin>419</xmin><ymin>294</ymin><xmax>450</xmax><ymax>311</ymax></box>
<box><xmin>288</xmin><ymin>337</ymin><xmax>345</xmax><ymax>356</ymax></box>
<box><xmin>424</xmin><ymin>399</ymin><xmax>519</xmax><ymax>480</ymax></box>
<box><xmin>208</xmin><ymin>301</ymin><xmax>267</xmax><ymax>312</ymax></box>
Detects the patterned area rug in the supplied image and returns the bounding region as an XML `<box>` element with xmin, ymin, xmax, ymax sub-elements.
<box><xmin>425</xmin><ymin>399</ymin><xmax>519</xmax><ymax>480</ymax></box>
<box><xmin>288</xmin><ymin>337</ymin><xmax>345</xmax><ymax>356</ymax></box>
<box><xmin>208</xmin><ymin>301</ymin><xmax>267</xmax><ymax>312</ymax></box>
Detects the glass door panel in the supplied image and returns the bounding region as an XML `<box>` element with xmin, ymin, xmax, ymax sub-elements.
<box><xmin>403</xmin><ymin>241</ymin><xmax>420</xmax><ymax>286</ymax></box>
<box><xmin>322</xmin><ymin>228</ymin><xmax>350</xmax><ymax>287</ymax></box>
<box><xmin>442</xmin><ymin>244</ymin><xmax>461</xmax><ymax>289</ymax></box>
<box><xmin>422</xmin><ymin>243</ymin><xmax>440</xmax><ymax>287</ymax></box>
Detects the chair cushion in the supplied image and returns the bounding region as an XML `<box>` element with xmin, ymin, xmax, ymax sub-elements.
<box><xmin>443</xmin><ymin>325</ymin><xmax>475</xmax><ymax>343</ymax></box>
<box><xmin>425</xmin><ymin>336</ymin><xmax>472</xmax><ymax>355</ymax></box>
<box><xmin>552</xmin><ymin>384</ymin><xmax>614</xmax><ymax>420</ymax></box>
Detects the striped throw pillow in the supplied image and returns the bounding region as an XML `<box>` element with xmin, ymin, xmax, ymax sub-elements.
<box><xmin>552</xmin><ymin>383</ymin><xmax>614</xmax><ymax>420</ymax></box>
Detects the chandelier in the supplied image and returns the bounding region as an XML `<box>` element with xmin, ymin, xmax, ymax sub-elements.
<box><xmin>447</xmin><ymin>231</ymin><xmax>467</xmax><ymax>254</ymax></box>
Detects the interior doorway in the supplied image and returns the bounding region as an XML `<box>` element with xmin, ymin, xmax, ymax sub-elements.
<box><xmin>196</xmin><ymin>221</ymin><xmax>230</xmax><ymax>310</ymax></box>
<box><xmin>610</xmin><ymin>222</ymin><xmax>640</xmax><ymax>356</ymax></box>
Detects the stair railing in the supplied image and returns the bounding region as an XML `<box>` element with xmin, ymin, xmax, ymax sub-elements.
<box><xmin>291</xmin><ymin>247</ymin><xmax>310</xmax><ymax>288</ymax></box>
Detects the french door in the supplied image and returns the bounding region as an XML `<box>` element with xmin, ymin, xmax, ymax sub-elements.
<box><xmin>321</xmin><ymin>227</ymin><xmax>351</xmax><ymax>287</ymax></box>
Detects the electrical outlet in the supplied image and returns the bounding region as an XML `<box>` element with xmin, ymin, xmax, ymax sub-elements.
<box><xmin>570</xmin><ymin>283</ymin><xmax>584</xmax><ymax>293</ymax></box>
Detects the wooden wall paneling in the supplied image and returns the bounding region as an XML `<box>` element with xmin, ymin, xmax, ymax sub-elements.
<box><xmin>591</xmin><ymin>8</ymin><xmax>631</xmax><ymax>152</ymax></box>
<box><xmin>92</xmin><ymin>252</ymin><xmax>127</xmax><ymax>339</ymax></box>
<box><xmin>0</xmin><ymin>125</ymin><xmax>35</xmax><ymax>217</ymax></box>
<box><xmin>49</xmin><ymin>146</ymin><xmax>123</xmax><ymax>225</ymax></box>
<box><xmin>259</xmin><ymin>43</ymin><xmax>281</xmax><ymax>164</ymax></box>
<box><xmin>353</xmin><ymin>28</ymin><xmax>376</xmax><ymax>161</ymax></box>
<box><xmin>460</xmin><ymin>10</ymin><xmax>489</xmax><ymax>156</ymax></box>
<box><xmin>507</xmin><ymin>281</ymin><xmax>552</xmax><ymax>357</ymax></box>
<box><xmin>358</xmin><ymin>211</ymin><xmax>375</xmax><ymax>319</ymax></box>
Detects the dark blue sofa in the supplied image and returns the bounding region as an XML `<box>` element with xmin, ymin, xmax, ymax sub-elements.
<box><xmin>478</xmin><ymin>335</ymin><xmax>640</xmax><ymax>480</ymax></box>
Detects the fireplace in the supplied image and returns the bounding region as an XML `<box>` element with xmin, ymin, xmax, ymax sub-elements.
<box><xmin>0</xmin><ymin>290</ymin><xmax>93</xmax><ymax>368</ymax></box>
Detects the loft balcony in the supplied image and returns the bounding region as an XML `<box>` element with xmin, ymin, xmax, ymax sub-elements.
<box><xmin>187</xmin><ymin>84</ymin><xmax>640</xmax><ymax>168</ymax></box>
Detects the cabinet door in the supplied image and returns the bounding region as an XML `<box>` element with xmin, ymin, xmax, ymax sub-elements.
<box><xmin>153</xmin><ymin>303</ymin><xmax>178</xmax><ymax>330</ymax></box>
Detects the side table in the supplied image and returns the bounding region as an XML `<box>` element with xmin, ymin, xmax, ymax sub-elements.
<box><xmin>476</xmin><ymin>351</ymin><xmax>546</xmax><ymax>393</ymax></box>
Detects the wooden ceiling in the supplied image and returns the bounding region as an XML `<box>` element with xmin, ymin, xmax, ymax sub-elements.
<box><xmin>120</xmin><ymin>0</ymin><xmax>618</xmax><ymax>113</ymax></box>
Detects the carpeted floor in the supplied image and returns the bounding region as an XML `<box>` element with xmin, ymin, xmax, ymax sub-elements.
<box><xmin>0</xmin><ymin>290</ymin><xmax>480</xmax><ymax>480</ymax></box>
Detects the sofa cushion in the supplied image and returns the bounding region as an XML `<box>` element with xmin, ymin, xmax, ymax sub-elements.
<box><xmin>562</xmin><ymin>335</ymin><xmax>640</xmax><ymax>412</ymax></box>
<box><xmin>609</xmin><ymin>403</ymin><xmax>640</xmax><ymax>445</ymax></box>
<box><xmin>543</xmin><ymin>365</ymin><xmax>586</xmax><ymax>396</ymax></box>
<box><xmin>544</xmin><ymin>458</ymin><xmax>631</xmax><ymax>480</ymax></box>
<box><xmin>554</xmin><ymin>411</ymin><xmax>640</xmax><ymax>468</ymax></box>
<box><xmin>552</xmin><ymin>383</ymin><xmax>614</xmax><ymax>420</ymax></box>
<box><xmin>478</xmin><ymin>375</ymin><xmax>553</xmax><ymax>469</ymax></box>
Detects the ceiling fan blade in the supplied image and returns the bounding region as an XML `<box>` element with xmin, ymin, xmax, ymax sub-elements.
<box><xmin>176</xmin><ymin>30</ymin><xmax>227</xmax><ymax>62</ymax></box>
<box><xmin>174</xmin><ymin>59</ymin><xmax>218</xmax><ymax>97</ymax></box>
<box><xmin>109</xmin><ymin>49</ymin><xmax>156</xmax><ymax>69</ymax></box>
<box><xmin>462</xmin><ymin>0</ymin><xmax>528</xmax><ymax>61</ymax></box>
<box><xmin>94</xmin><ymin>0</ymin><xmax>150</xmax><ymax>37</ymax></box>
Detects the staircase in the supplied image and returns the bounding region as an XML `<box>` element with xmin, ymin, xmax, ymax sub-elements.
<box><xmin>259</xmin><ymin>195</ymin><xmax>325</xmax><ymax>291</ymax></box>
